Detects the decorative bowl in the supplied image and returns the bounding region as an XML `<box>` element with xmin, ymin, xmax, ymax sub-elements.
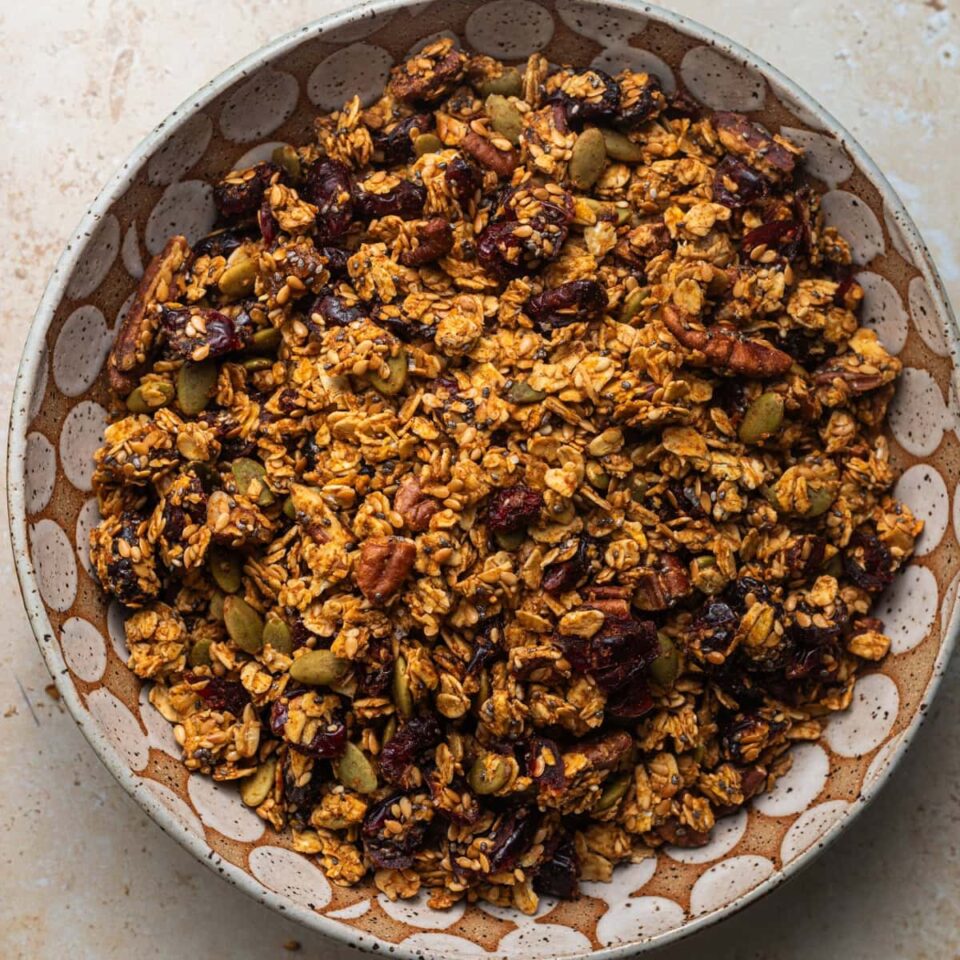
<box><xmin>8</xmin><ymin>1</ymin><xmax>958</xmax><ymax>955</ymax></box>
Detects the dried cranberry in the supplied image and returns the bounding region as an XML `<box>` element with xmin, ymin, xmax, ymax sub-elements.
<box><xmin>487</xmin><ymin>807</ymin><xmax>539</xmax><ymax>872</ymax></box>
<box><xmin>725</xmin><ymin>577</ymin><xmax>771</xmax><ymax>613</ymax></box>
<box><xmin>527</xmin><ymin>280</ymin><xmax>608</xmax><ymax>331</ymax></box>
<box><xmin>487</xmin><ymin>484</ymin><xmax>543</xmax><ymax>534</ymax></box>
<box><xmin>466</xmin><ymin>618</ymin><xmax>500</xmax><ymax>675</ymax></box>
<box><xmin>354</xmin><ymin>179</ymin><xmax>426</xmax><ymax>221</ymax></box>
<box><xmin>445</xmin><ymin>155</ymin><xmax>482</xmax><ymax>206</ymax></box>
<box><xmin>362</xmin><ymin>793</ymin><xmax>431</xmax><ymax>869</ymax></box>
<box><xmin>213</xmin><ymin>162</ymin><xmax>277</xmax><ymax>220</ymax></box>
<box><xmin>476</xmin><ymin>221</ymin><xmax>526</xmax><ymax>279</ymax></box>
<box><xmin>318</xmin><ymin>245</ymin><xmax>350</xmax><ymax>277</ymax></box>
<box><xmin>379</xmin><ymin>715</ymin><xmax>442</xmax><ymax>785</ymax></box>
<box><xmin>305</xmin><ymin>293</ymin><xmax>366</xmax><ymax>328</ymax></box>
<box><xmin>257</xmin><ymin>198</ymin><xmax>280</xmax><ymax>246</ymax></box>
<box><xmin>606</xmin><ymin>679</ymin><xmax>655</xmax><ymax>719</ymax></box>
<box><xmin>373</xmin><ymin>113</ymin><xmax>432</xmax><ymax>164</ymax></box>
<box><xmin>302</xmin><ymin>160</ymin><xmax>354</xmax><ymax>242</ymax></box>
<box><xmin>843</xmin><ymin>528</ymin><xmax>895</xmax><ymax>593</ymax></box>
<box><xmin>741</xmin><ymin>219</ymin><xmax>803</xmax><ymax>259</ymax></box>
<box><xmin>534</xmin><ymin>833</ymin><xmax>580</xmax><ymax>899</ymax></box>
<box><xmin>562</xmin><ymin>612</ymin><xmax>658</xmax><ymax>692</ymax></box>
<box><xmin>692</xmin><ymin>599</ymin><xmax>739</xmax><ymax>654</ymax></box>
<box><xmin>542</xmin><ymin>540</ymin><xmax>589</xmax><ymax>595</ymax></box>
<box><xmin>558</xmin><ymin>70</ymin><xmax>620</xmax><ymax>126</ymax></box>
<box><xmin>161</xmin><ymin>307</ymin><xmax>247</xmax><ymax>360</ymax></box>
<box><xmin>785</xmin><ymin>535</ymin><xmax>827</xmax><ymax>580</ymax></box>
<box><xmin>193</xmin><ymin>226</ymin><xmax>251</xmax><ymax>259</ymax></box>
<box><xmin>193</xmin><ymin>676</ymin><xmax>250</xmax><ymax>717</ymax></box>
<box><xmin>712</xmin><ymin>155</ymin><xmax>769</xmax><ymax>209</ymax></box>
<box><xmin>664</xmin><ymin>89</ymin><xmax>701</xmax><ymax>120</ymax></box>
<box><xmin>524</xmin><ymin>735</ymin><xmax>566</xmax><ymax>795</ymax></box>
<box><xmin>283</xmin><ymin>757</ymin><xmax>322</xmax><ymax>825</ymax></box>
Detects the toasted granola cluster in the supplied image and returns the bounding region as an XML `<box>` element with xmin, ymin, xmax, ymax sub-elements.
<box><xmin>91</xmin><ymin>39</ymin><xmax>920</xmax><ymax>912</ymax></box>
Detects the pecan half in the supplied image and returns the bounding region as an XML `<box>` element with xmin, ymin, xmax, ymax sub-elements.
<box><xmin>108</xmin><ymin>235</ymin><xmax>190</xmax><ymax>395</ymax></box>
<box><xmin>388</xmin><ymin>39</ymin><xmax>466</xmax><ymax>103</ymax></box>
<box><xmin>633</xmin><ymin>554</ymin><xmax>691</xmax><ymax>612</ymax></box>
<box><xmin>398</xmin><ymin>218</ymin><xmax>454</xmax><ymax>267</ymax></box>
<box><xmin>713</xmin><ymin>111</ymin><xmax>797</xmax><ymax>182</ymax></box>
<box><xmin>356</xmin><ymin>536</ymin><xmax>416</xmax><ymax>603</ymax></box>
<box><xmin>461</xmin><ymin>132</ymin><xmax>518</xmax><ymax>177</ymax></box>
<box><xmin>394</xmin><ymin>476</ymin><xmax>439</xmax><ymax>532</ymax></box>
<box><xmin>576</xmin><ymin>730</ymin><xmax>633</xmax><ymax>771</ymax></box>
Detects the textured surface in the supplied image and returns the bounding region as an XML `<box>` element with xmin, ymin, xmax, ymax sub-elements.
<box><xmin>1</xmin><ymin>1</ymin><xmax>958</xmax><ymax>959</ymax></box>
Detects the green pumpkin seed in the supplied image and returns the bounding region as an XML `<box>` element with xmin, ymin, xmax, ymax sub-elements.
<box><xmin>383</xmin><ymin>715</ymin><xmax>398</xmax><ymax>745</ymax></box>
<box><xmin>467</xmin><ymin>753</ymin><xmax>511</xmax><ymax>795</ymax></box>
<box><xmin>494</xmin><ymin>529</ymin><xmax>526</xmax><ymax>550</ymax></box>
<box><xmin>126</xmin><ymin>381</ymin><xmax>175</xmax><ymax>413</ymax></box>
<box><xmin>485</xmin><ymin>94</ymin><xmax>523</xmax><ymax>145</ymax></box>
<box><xmin>569</xmin><ymin>128</ymin><xmax>607</xmax><ymax>190</ymax></box>
<box><xmin>367</xmin><ymin>348</ymin><xmax>408</xmax><ymax>396</ymax></box>
<box><xmin>290</xmin><ymin>648</ymin><xmax>350</xmax><ymax>686</ymax></box>
<box><xmin>476</xmin><ymin>669</ymin><xmax>491</xmax><ymax>709</ymax></box>
<box><xmin>242</xmin><ymin>357</ymin><xmax>273</xmax><ymax>372</ymax></box>
<box><xmin>223</xmin><ymin>596</ymin><xmax>264</xmax><ymax>654</ymax></box>
<box><xmin>209</xmin><ymin>546</ymin><xmax>242</xmax><ymax>594</ymax></box>
<box><xmin>506</xmin><ymin>380</ymin><xmax>546</xmax><ymax>404</ymax></box>
<box><xmin>249</xmin><ymin>326</ymin><xmax>282</xmax><ymax>354</ymax></box>
<box><xmin>218</xmin><ymin>256</ymin><xmax>258</xmax><ymax>299</ymax></box>
<box><xmin>187</xmin><ymin>638</ymin><xmax>213</xmax><ymax>667</ymax></box>
<box><xmin>804</xmin><ymin>485</ymin><xmax>835</xmax><ymax>518</ymax></box>
<box><xmin>585</xmin><ymin>462</ymin><xmax>610</xmax><ymax>492</ymax></box>
<box><xmin>413</xmin><ymin>133</ymin><xmax>444</xmax><ymax>157</ymax></box>
<box><xmin>393</xmin><ymin>655</ymin><xmax>414</xmax><ymax>719</ymax></box>
<box><xmin>240</xmin><ymin>758</ymin><xmax>277</xmax><ymax>807</ymax></box>
<box><xmin>594</xmin><ymin>772</ymin><xmax>631</xmax><ymax>812</ymax></box>
<box><xmin>333</xmin><ymin>741</ymin><xmax>378</xmax><ymax>795</ymax></box>
<box><xmin>649</xmin><ymin>633</ymin><xmax>680</xmax><ymax>687</ymax></box>
<box><xmin>176</xmin><ymin>360</ymin><xmax>218</xmax><ymax>416</ymax></box>
<box><xmin>263</xmin><ymin>618</ymin><xmax>293</xmax><ymax>655</ymax></box>
<box><xmin>739</xmin><ymin>392</ymin><xmax>785</xmax><ymax>444</ymax></box>
<box><xmin>476</xmin><ymin>66</ymin><xmax>523</xmax><ymax>98</ymax></box>
<box><xmin>282</xmin><ymin>495</ymin><xmax>296</xmax><ymax>520</ymax></box>
<box><xmin>231</xmin><ymin>457</ymin><xmax>275</xmax><ymax>507</ymax></box>
<box><xmin>209</xmin><ymin>591</ymin><xmax>225</xmax><ymax>621</ymax></box>
<box><xmin>599</xmin><ymin>127</ymin><xmax>644</xmax><ymax>162</ymax></box>
<box><xmin>619</xmin><ymin>286</ymin><xmax>649</xmax><ymax>323</ymax></box>
<box><xmin>272</xmin><ymin>144</ymin><xmax>301</xmax><ymax>181</ymax></box>
<box><xmin>630</xmin><ymin>476</ymin><xmax>648</xmax><ymax>502</ymax></box>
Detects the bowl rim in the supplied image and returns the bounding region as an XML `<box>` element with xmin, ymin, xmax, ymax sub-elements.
<box><xmin>8</xmin><ymin>0</ymin><xmax>959</xmax><ymax>955</ymax></box>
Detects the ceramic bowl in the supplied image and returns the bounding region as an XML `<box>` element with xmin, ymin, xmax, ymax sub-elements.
<box><xmin>8</xmin><ymin>1</ymin><xmax>958</xmax><ymax>955</ymax></box>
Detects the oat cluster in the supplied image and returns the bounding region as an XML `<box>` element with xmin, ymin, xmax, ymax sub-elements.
<box><xmin>91</xmin><ymin>39</ymin><xmax>920</xmax><ymax>911</ymax></box>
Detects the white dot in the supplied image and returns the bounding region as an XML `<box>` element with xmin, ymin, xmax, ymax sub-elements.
<box><xmin>665</xmin><ymin>808</ymin><xmax>747</xmax><ymax>864</ymax></box>
<box><xmin>325</xmin><ymin>899</ymin><xmax>371</xmax><ymax>919</ymax></box>
<box><xmin>325</xmin><ymin>8</ymin><xmax>396</xmax><ymax>42</ymax></box>
<box><xmin>59</xmin><ymin>400</ymin><xmax>108</xmax><ymax>492</ymax></box>
<box><xmin>28</xmin><ymin>344</ymin><xmax>49</xmax><ymax>424</ymax></box>
<box><xmin>857</xmin><ymin>272</ymin><xmax>907</xmax><ymax>355</ymax></box>
<box><xmin>466</xmin><ymin>1</ymin><xmax>555</xmax><ymax>58</ymax></box>
<box><xmin>53</xmin><ymin>305</ymin><xmax>111</xmax><ymax>397</ymax></box>
<box><xmin>780</xmin><ymin>800</ymin><xmax>849</xmax><ymax>864</ymax></box>
<box><xmin>689</xmin><ymin>855</ymin><xmax>774</xmax><ymax>916</ymax></box>
<box><xmin>66</xmin><ymin>215</ymin><xmax>120</xmax><ymax>300</ymax></box>
<box><xmin>820</xmin><ymin>190</ymin><xmax>885</xmax><ymax>265</ymax></box>
<box><xmin>232</xmin><ymin>141</ymin><xmax>288</xmax><ymax>171</ymax></box>
<box><xmin>884</xmin><ymin>205</ymin><xmax>917</xmax><ymax>264</ymax></box>
<box><xmin>893</xmin><ymin>464</ymin><xmax>948</xmax><ymax>556</ymax></box>
<box><xmin>75</xmin><ymin>497</ymin><xmax>101</xmax><ymax>577</ymax></box>
<box><xmin>147</xmin><ymin>113</ymin><xmax>213</xmax><ymax>185</ymax></box>
<box><xmin>86</xmin><ymin>687</ymin><xmax>149</xmax><ymax>772</ymax></box>
<box><xmin>580</xmin><ymin>856</ymin><xmax>656</xmax><ymax>899</ymax></box>
<box><xmin>249</xmin><ymin>845</ymin><xmax>332</xmax><ymax>909</ymax></box>
<box><xmin>596</xmin><ymin>895</ymin><xmax>684</xmax><ymax>944</ymax></box>
<box><xmin>141</xmin><ymin>779</ymin><xmax>205</xmax><ymax>838</ymax></box>
<box><xmin>188</xmin><ymin>774</ymin><xmax>265</xmax><ymax>842</ymax></box>
<box><xmin>822</xmin><ymin>673</ymin><xmax>899</xmax><ymax>757</ymax></box>
<box><xmin>875</xmin><ymin>564</ymin><xmax>937</xmax><ymax>655</ymax></box>
<box><xmin>145</xmin><ymin>180</ymin><xmax>216</xmax><ymax>256</ymax></box>
<box><xmin>378</xmin><ymin>890</ymin><xmax>465</xmax><ymax>929</ymax></box>
<box><xmin>121</xmin><ymin>222</ymin><xmax>143</xmax><ymax>279</ymax></box>
<box><xmin>138</xmin><ymin>684</ymin><xmax>181</xmax><ymax>759</ymax></box>
<box><xmin>29</xmin><ymin>519</ymin><xmax>77</xmax><ymax>613</ymax></box>
<box><xmin>752</xmin><ymin>743</ymin><xmax>829</xmax><ymax>816</ymax></box>
<box><xmin>107</xmin><ymin>600</ymin><xmax>130</xmax><ymax>661</ymax></box>
<box><xmin>498</xmin><ymin>923</ymin><xmax>591</xmax><ymax>954</ymax></box>
<box><xmin>781</xmin><ymin>127</ymin><xmax>853</xmax><ymax>189</ymax></box>
<box><xmin>888</xmin><ymin>367</ymin><xmax>948</xmax><ymax>456</ymax></box>
<box><xmin>307</xmin><ymin>44</ymin><xmax>393</xmax><ymax>112</ymax></box>
<box><xmin>555</xmin><ymin>0</ymin><xmax>648</xmax><ymax>45</ymax></box>
<box><xmin>680</xmin><ymin>46</ymin><xmax>766</xmax><ymax>111</ymax></box>
<box><xmin>400</xmin><ymin>933</ymin><xmax>488</xmax><ymax>958</ymax></box>
<box><xmin>590</xmin><ymin>47</ymin><xmax>676</xmax><ymax>94</ymax></box>
<box><xmin>220</xmin><ymin>68</ymin><xmax>299</xmax><ymax>142</ymax></box>
<box><xmin>862</xmin><ymin>733</ymin><xmax>905</xmax><ymax>794</ymax></box>
<box><xmin>909</xmin><ymin>275</ymin><xmax>949</xmax><ymax>357</ymax></box>
<box><xmin>60</xmin><ymin>616</ymin><xmax>107</xmax><ymax>682</ymax></box>
<box><xmin>25</xmin><ymin>432</ymin><xmax>56</xmax><ymax>513</ymax></box>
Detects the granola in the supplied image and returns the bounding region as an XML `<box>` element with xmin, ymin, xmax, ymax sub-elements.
<box><xmin>91</xmin><ymin>39</ymin><xmax>921</xmax><ymax>912</ymax></box>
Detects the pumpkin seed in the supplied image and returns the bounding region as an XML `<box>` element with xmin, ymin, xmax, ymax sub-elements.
<box><xmin>249</xmin><ymin>326</ymin><xmax>282</xmax><ymax>354</ymax></box>
<box><xmin>209</xmin><ymin>546</ymin><xmax>242</xmax><ymax>594</ymax></box>
<box><xmin>494</xmin><ymin>529</ymin><xmax>526</xmax><ymax>550</ymax></box>
<box><xmin>187</xmin><ymin>638</ymin><xmax>213</xmax><ymax>667</ymax></box>
<box><xmin>649</xmin><ymin>633</ymin><xmax>680</xmax><ymax>687</ymax></box>
<box><xmin>467</xmin><ymin>752</ymin><xmax>511</xmax><ymax>795</ymax></box>
<box><xmin>594</xmin><ymin>772</ymin><xmax>631</xmax><ymax>812</ymax></box>
<box><xmin>585</xmin><ymin>462</ymin><xmax>610</xmax><ymax>491</ymax></box>
<box><xmin>506</xmin><ymin>380</ymin><xmax>546</xmax><ymax>404</ymax></box>
<box><xmin>126</xmin><ymin>381</ymin><xmax>174</xmax><ymax>413</ymax></box>
<box><xmin>290</xmin><ymin>648</ymin><xmax>350</xmax><ymax>686</ymax></box>
<box><xmin>218</xmin><ymin>256</ymin><xmax>258</xmax><ymax>299</ymax></box>
<box><xmin>619</xmin><ymin>286</ymin><xmax>649</xmax><ymax>323</ymax></box>
<box><xmin>393</xmin><ymin>655</ymin><xmax>414</xmax><ymax>719</ymax></box>
<box><xmin>599</xmin><ymin>127</ymin><xmax>644</xmax><ymax>162</ymax></box>
<box><xmin>367</xmin><ymin>348</ymin><xmax>408</xmax><ymax>396</ymax></box>
<box><xmin>263</xmin><ymin>618</ymin><xmax>293</xmax><ymax>655</ymax></box>
<box><xmin>569</xmin><ymin>128</ymin><xmax>607</xmax><ymax>190</ymax></box>
<box><xmin>382</xmin><ymin>715</ymin><xmax>398</xmax><ymax>745</ymax></box>
<box><xmin>804</xmin><ymin>485</ymin><xmax>835</xmax><ymax>518</ymax></box>
<box><xmin>282</xmin><ymin>495</ymin><xmax>296</xmax><ymax>520</ymax></box>
<box><xmin>240</xmin><ymin>758</ymin><xmax>277</xmax><ymax>807</ymax></box>
<box><xmin>209</xmin><ymin>591</ymin><xmax>225</xmax><ymax>621</ymax></box>
<box><xmin>476</xmin><ymin>66</ymin><xmax>523</xmax><ymax>98</ymax></box>
<box><xmin>232</xmin><ymin>457</ymin><xmax>275</xmax><ymax>507</ymax></box>
<box><xmin>414</xmin><ymin>133</ymin><xmax>444</xmax><ymax>157</ymax></box>
<box><xmin>476</xmin><ymin>669</ymin><xmax>491</xmax><ymax>709</ymax></box>
<box><xmin>630</xmin><ymin>476</ymin><xmax>648</xmax><ymax>502</ymax></box>
<box><xmin>333</xmin><ymin>741</ymin><xmax>378</xmax><ymax>795</ymax></box>
<box><xmin>272</xmin><ymin>144</ymin><xmax>301</xmax><ymax>181</ymax></box>
<box><xmin>223</xmin><ymin>596</ymin><xmax>264</xmax><ymax>654</ymax></box>
<box><xmin>739</xmin><ymin>392</ymin><xmax>784</xmax><ymax>444</ymax></box>
<box><xmin>485</xmin><ymin>94</ymin><xmax>523</xmax><ymax>145</ymax></box>
<box><xmin>176</xmin><ymin>360</ymin><xmax>217</xmax><ymax>415</ymax></box>
<box><xmin>242</xmin><ymin>357</ymin><xmax>273</xmax><ymax>372</ymax></box>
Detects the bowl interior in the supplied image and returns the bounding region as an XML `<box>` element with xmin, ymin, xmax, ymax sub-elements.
<box><xmin>10</xmin><ymin>0</ymin><xmax>959</xmax><ymax>957</ymax></box>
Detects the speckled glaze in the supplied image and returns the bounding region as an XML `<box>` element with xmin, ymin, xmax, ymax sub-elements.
<box><xmin>7</xmin><ymin>1</ymin><xmax>958</xmax><ymax>956</ymax></box>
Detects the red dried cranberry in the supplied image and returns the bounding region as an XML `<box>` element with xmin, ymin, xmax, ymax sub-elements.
<box><xmin>617</xmin><ymin>74</ymin><xmax>665</xmax><ymax>128</ymax></box>
<box><xmin>354</xmin><ymin>179</ymin><xmax>426</xmax><ymax>221</ymax></box>
<box><xmin>213</xmin><ymin>162</ymin><xmax>277</xmax><ymax>220</ymax></box>
<box><xmin>534</xmin><ymin>832</ymin><xmax>580</xmax><ymax>899</ymax></box>
<box><xmin>558</xmin><ymin>70</ymin><xmax>620</xmax><ymax>126</ymax></box>
<box><xmin>606</xmin><ymin>679</ymin><xmax>655</xmax><ymax>719</ymax></box>
<box><xmin>844</xmin><ymin>528</ymin><xmax>895</xmax><ymax>593</ymax></box>
<box><xmin>302</xmin><ymin>160</ymin><xmax>354</xmax><ymax>242</ymax></box>
<box><xmin>282</xmin><ymin>757</ymin><xmax>323</xmax><ymax>825</ymax></box>
<box><xmin>562</xmin><ymin>612</ymin><xmax>658</xmax><ymax>692</ymax></box>
<box><xmin>664</xmin><ymin>89</ymin><xmax>701</xmax><ymax>120</ymax></box>
<box><xmin>487</xmin><ymin>806</ymin><xmax>539</xmax><ymax>872</ymax></box>
<box><xmin>193</xmin><ymin>226</ymin><xmax>251</xmax><ymax>259</ymax></box>
<box><xmin>193</xmin><ymin>676</ymin><xmax>251</xmax><ymax>717</ymax></box>
<box><xmin>362</xmin><ymin>793</ymin><xmax>431</xmax><ymax>869</ymax></box>
<box><xmin>305</xmin><ymin>293</ymin><xmax>366</xmax><ymax>329</ymax></box>
<box><xmin>373</xmin><ymin>113</ymin><xmax>433</xmax><ymax>164</ymax></box>
<box><xmin>692</xmin><ymin>599</ymin><xmax>739</xmax><ymax>653</ymax></box>
<box><xmin>542</xmin><ymin>539</ymin><xmax>589</xmax><ymax>595</ymax></box>
<box><xmin>487</xmin><ymin>484</ymin><xmax>543</xmax><ymax>534</ymax></box>
<box><xmin>476</xmin><ymin>221</ymin><xmax>526</xmax><ymax>279</ymax></box>
<box><xmin>257</xmin><ymin>197</ymin><xmax>280</xmax><ymax>246</ymax></box>
<box><xmin>379</xmin><ymin>715</ymin><xmax>442</xmax><ymax>785</ymax></box>
<box><xmin>161</xmin><ymin>307</ymin><xmax>247</xmax><ymax>360</ymax></box>
<box><xmin>712</xmin><ymin>155</ymin><xmax>769</xmax><ymax>209</ymax></box>
<box><xmin>527</xmin><ymin>280</ymin><xmax>608</xmax><ymax>331</ymax></box>
<box><xmin>525</xmin><ymin>736</ymin><xmax>566</xmax><ymax>794</ymax></box>
<box><xmin>741</xmin><ymin>219</ymin><xmax>803</xmax><ymax>259</ymax></box>
<box><xmin>317</xmin><ymin>245</ymin><xmax>350</xmax><ymax>277</ymax></box>
<box><xmin>445</xmin><ymin>155</ymin><xmax>482</xmax><ymax>206</ymax></box>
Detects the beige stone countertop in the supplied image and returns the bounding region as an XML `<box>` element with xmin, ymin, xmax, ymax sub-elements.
<box><xmin>1</xmin><ymin>1</ymin><xmax>957</xmax><ymax>958</ymax></box>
